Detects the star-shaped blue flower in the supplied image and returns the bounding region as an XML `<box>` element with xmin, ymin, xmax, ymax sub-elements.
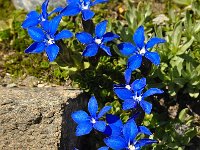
<box><xmin>75</xmin><ymin>20</ymin><xmax>119</xmax><ymax>57</ymax></box>
<box><xmin>25</xmin><ymin>16</ymin><xmax>73</xmax><ymax>62</ymax></box>
<box><xmin>71</xmin><ymin>96</ymin><xmax>111</xmax><ymax>136</ymax></box>
<box><xmin>104</xmin><ymin>120</ymin><xmax>157</xmax><ymax>150</ymax></box>
<box><xmin>22</xmin><ymin>0</ymin><xmax>63</xmax><ymax>29</ymax></box>
<box><xmin>114</xmin><ymin>78</ymin><xmax>163</xmax><ymax>114</ymax></box>
<box><xmin>62</xmin><ymin>0</ymin><xmax>109</xmax><ymax>21</ymax></box>
<box><xmin>118</xmin><ymin>26</ymin><xmax>166</xmax><ymax>71</ymax></box>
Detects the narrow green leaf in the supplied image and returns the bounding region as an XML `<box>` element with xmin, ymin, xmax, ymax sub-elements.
<box><xmin>179</xmin><ymin>108</ymin><xmax>189</xmax><ymax>122</ymax></box>
<box><xmin>177</xmin><ymin>37</ymin><xmax>194</xmax><ymax>55</ymax></box>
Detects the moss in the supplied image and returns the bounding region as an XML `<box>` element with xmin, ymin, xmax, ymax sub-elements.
<box><xmin>0</xmin><ymin>0</ymin><xmax>15</xmax><ymax>20</ymax></box>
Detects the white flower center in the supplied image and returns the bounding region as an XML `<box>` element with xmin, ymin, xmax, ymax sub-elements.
<box><xmin>125</xmin><ymin>85</ymin><xmax>131</xmax><ymax>90</ymax></box>
<box><xmin>81</xmin><ymin>2</ymin><xmax>90</xmax><ymax>10</ymax></box>
<box><xmin>47</xmin><ymin>38</ymin><xmax>55</xmax><ymax>45</ymax></box>
<box><xmin>90</xmin><ymin>118</ymin><xmax>96</xmax><ymax>124</ymax></box>
<box><xmin>133</xmin><ymin>95</ymin><xmax>142</xmax><ymax>102</ymax></box>
<box><xmin>139</xmin><ymin>47</ymin><xmax>146</xmax><ymax>55</ymax></box>
<box><xmin>128</xmin><ymin>145</ymin><xmax>136</xmax><ymax>150</ymax></box>
<box><xmin>41</xmin><ymin>16</ymin><xmax>46</xmax><ymax>21</ymax></box>
<box><xmin>95</xmin><ymin>38</ymin><xmax>102</xmax><ymax>44</ymax></box>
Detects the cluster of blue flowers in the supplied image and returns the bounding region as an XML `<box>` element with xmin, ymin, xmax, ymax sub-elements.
<box><xmin>22</xmin><ymin>0</ymin><xmax>166</xmax><ymax>149</ymax></box>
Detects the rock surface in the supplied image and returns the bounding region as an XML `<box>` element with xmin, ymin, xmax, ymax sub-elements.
<box><xmin>12</xmin><ymin>0</ymin><xmax>66</xmax><ymax>11</ymax></box>
<box><xmin>0</xmin><ymin>86</ymin><xmax>87</xmax><ymax>150</ymax></box>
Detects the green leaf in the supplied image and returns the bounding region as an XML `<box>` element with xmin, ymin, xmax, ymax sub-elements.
<box><xmin>173</xmin><ymin>0</ymin><xmax>192</xmax><ymax>5</ymax></box>
<box><xmin>170</xmin><ymin>56</ymin><xmax>184</xmax><ymax>76</ymax></box>
<box><xmin>189</xmin><ymin>90</ymin><xmax>199</xmax><ymax>98</ymax></box>
<box><xmin>172</xmin><ymin>22</ymin><xmax>182</xmax><ymax>48</ymax></box>
<box><xmin>178</xmin><ymin>108</ymin><xmax>189</xmax><ymax>122</ymax></box>
<box><xmin>177</xmin><ymin>37</ymin><xmax>194</xmax><ymax>55</ymax></box>
<box><xmin>194</xmin><ymin>22</ymin><xmax>200</xmax><ymax>33</ymax></box>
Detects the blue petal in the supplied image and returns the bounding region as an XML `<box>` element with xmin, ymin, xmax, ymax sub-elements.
<box><xmin>98</xmin><ymin>106</ymin><xmax>112</xmax><ymax>119</ymax></box>
<box><xmin>102</xmin><ymin>32</ymin><xmax>119</xmax><ymax>43</ymax></box>
<box><xmin>118</xmin><ymin>42</ymin><xmax>137</xmax><ymax>56</ymax></box>
<box><xmin>145</xmin><ymin>51</ymin><xmax>160</xmax><ymax>65</ymax></box>
<box><xmin>124</xmin><ymin>68</ymin><xmax>132</xmax><ymax>85</ymax></box>
<box><xmin>40</xmin><ymin>20</ymin><xmax>49</xmax><ymax>31</ymax></box>
<box><xmin>95</xmin><ymin>20</ymin><xmax>108</xmax><ymax>38</ymax></box>
<box><xmin>61</xmin><ymin>4</ymin><xmax>80</xmax><ymax>16</ymax></box>
<box><xmin>98</xmin><ymin>146</ymin><xmax>109</xmax><ymax>150</ymax></box>
<box><xmin>131</xmin><ymin>78</ymin><xmax>146</xmax><ymax>92</ymax></box>
<box><xmin>100</xmin><ymin>44</ymin><xmax>111</xmax><ymax>56</ymax></box>
<box><xmin>25</xmin><ymin>42</ymin><xmax>45</xmax><ymax>53</ymax></box>
<box><xmin>104</xmin><ymin>137</ymin><xmax>127</xmax><ymax>150</ymax></box>
<box><xmin>92</xmin><ymin>0</ymin><xmax>109</xmax><ymax>6</ymax></box>
<box><xmin>135</xmin><ymin>139</ymin><xmax>158</xmax><ymax>148</ymax></box>
<box><xmin>122</xmin><ymin>99</ymin><xmax>137</xmax><ymax>110</ymax></box>
<box><xmin>67</xmin><ymin>0</ymin><xmax>80</xmax><ymax>4</ymax></box>
<box><xmin>82</xmin><ymin>9</ymin><xmax>95</xmax><ymax>21</ymax></box>
<box><xmin>46</xmin><ymin>44</ymin><xmax>59</xmax><ymax>62</ymax></box>
<box><xmin>109</xmin><ymin>125</ymin><xmax>122</xmax><ymax>137</ymax></box>
<box><xmin>140</xmin><ymin>100</ymin><xmax>152</xmax><ymax>114</ymax></box>
<box><xmin>49</xmin><ymin>7</ymin><xmax>63</xmax><ymax>16</ymax></box>
<box><xmin>76</xmin><ymin>121</ymin><xmax>93</xmax><ymax>136</ymax></box>
<box><xmin>143</xmin><ymin>88</ymin><xmax>164</xmax><ymax>98</ymax></box>
<box><xmin>88</xmin><ymin>96</ymin><xmax>98</xmax><ymax>117</ymax></box>
<box><xmin>133</xmin><ymin>26</ymin><xmax>145</xmax><ymax>49</ymax></box>
<box><xmin>83</xmin><ymin>0</ymin><xmax>90</xmax><ymax>3</ymax></box>
<box><xmin>49</xmin><ymin>15</ymin><xmax>62</xmax><ymax>35</ymax></box>
<box><xmin>104</xmin><ymin>125</ymin><xmax>112</xmax><ymax>136</ymax></box>
<box><xmin>55</xmin><ymin>30</ymin><xmax>73</xmax><ymax>40</ymax></box>
<box><xmin>138</xmin><ymin>126</ymin><xmax>152</xmax><ymax>135</ymax></box>
<box><xmin>106</xmin><ymin>114</ymin><xmax>122</xmax><ymax>125</ymax></box>
<box><xmin>105</xmin><ymin>115</ymin><xmax>123</xmax><ymax>136</ymax></box>
<box><xmin>27</xmin><ymin>11</ymin><xmax>40</xmax><ymax>18</ymax></box>
<box><xmin>127</xmin><ymin>54</ymin><xmax>142</xmax><ymax>71</ymax></box>
<box><xmin>71</xmin><ymin>110</ymin><xmax>89</xmax><ymax>124</ymax></box>
<box><xmin>113</xmin><ymin>87</ymin><xmax>134</xmax><ymax>101</ymax></box>
<box><xmin>123</xmin><ymin>120</ymin><xmax>138</xmax><ymax>142</ymax></box>
<box><xmin>82</xmin><ymin>43</ymin><xmax>99</xmax><ymax>57</ymax></box>
<box><xmin>146</xmin><ymin>37</ymin><xmax>166</xmax><ymax>49</ymax></box>
<box><xmin>22</xmin><ymin>18</ymin><xmax>39</xmax><ymax>28</ymax></box>
<box><xmin>28</xmin><ymin>27</ymin><xmax>45</xmax><ymax>42</ymax></box>
<box><xmin>93</xmin><ymin>121</ymin><xmax>106</xmax><ymax>132</ymax></box>
<box><xmin>25</xmin><ymin>42</ymin><xmax>38</xmax><ymax>53</ymax></box>
<box><xmin>41</xmin><ymin>0</ymin><xmax>49</xmax><ymax>19</ymax></box>
<box><xmin>76</xmin><ymin>32</ymin><xmax>93</xmax><ymax>44</ymax></box>
<box><xmin>104</xmin><ymin>123</ymin><xmax>122</xmax><ymax>137</ymax></box>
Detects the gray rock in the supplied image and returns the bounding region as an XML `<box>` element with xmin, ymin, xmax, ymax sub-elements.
<box><xmin>6</xmin><ymin>83</ymin><xmax>17</xmax><ymax>88</ymax></box>
<box><xmin>12</xmin><ymin>0</ymin><xmax>66</xmax><ymax>11</ymax></box>
<box><xmin>20</xmin><ymin>76</ymin><xmax>39</xmax><ymax>87</ymax></box>
<box><xmin>0</xmin><ymin>86</ymin><xmax>87</xmax><ymax>150</ymax></box>
<box><xmin>1</xmin><ymin>73</ymin><xmax>13</xmax><ymax>86</ymax></box>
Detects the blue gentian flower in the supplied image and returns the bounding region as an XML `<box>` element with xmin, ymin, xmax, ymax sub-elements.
<box><xmin>25</xmin><ymin>16</ymin><xmax>73</xmax><ymax>62</ymax></box>
<box><xmin>76</xmin><ymin>20</ymin><xmax>119</xmax><ymax>56</ymax></box>
<box><xmin>22</xmin><ymin>0</ymin><xmax>63</xmax><ymax>29</ymax></box>
<box><xmin>114</xmin><ymin>78</ymin><xmax>163</xmax><ymax>114</ymax></box>
<box><xmin>62</xmin><ymin>0</ymin><xmax>109</xmax><ymax>21</ymax></box>
<box><xmin>71</xmin><ymin>96</ymin><xmax>111</xmax><ymax>136</ymax></box>
<box><xmin>118</xmin><ymin>26</ymin><xmax>166</xmax><ymax>71</ymax></box>
<box><xmin>104</xmin><ymin>120</ymin><xmax>157</xmax><ymax>150</ymax></box>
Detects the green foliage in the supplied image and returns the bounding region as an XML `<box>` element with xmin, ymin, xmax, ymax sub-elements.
<box><xmin>143</xmin><ymin>108</ymin><xmax>198</xmax><ymax>149</ymax></box>
<box><xmin>153</xmin><ymin>10</ymin><xmax>200</xmax><ymax>98</ymax></box>
<box><xmin>0</xmin><ymin>1</ymin><xmax>200</xmax><ymax>148</ymax></box>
